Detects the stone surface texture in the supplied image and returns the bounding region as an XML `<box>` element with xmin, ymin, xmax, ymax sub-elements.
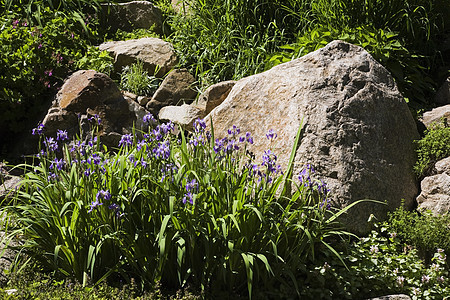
<box><xmin>99</xmin><ymin>38</ymin><xmax>178</xmax><ymax>76</ymax></box>
<box><xmin>0</xmin><ymin>172</ymin><xmax>21</xmax><ymax>203</ymax></box>
<box><xmin>416</xmin><ymin>156</ymin><xmax>450</xmax><ymax>215</ymax></box>
<box><xmin>42</xmin><ymin>70</ymin><xmax>141</xmax><ymax>148</ymax></box>
<box><xmin>146</xmin><ymin>69</ymin><xmax>196</xmax><ymax>115</ymax></box>
<box><xmin>158</xmin><ymin>104</ymin><xmax>203</xmax><ymax>131</ymax></box>
<box><xmin>101</xmin><ymin>1</ymin><xmax>163</xmax><ymax>34</ymax></box>
<box><xmin>207</xmin><ymin>40</ymin><xmax>419</xmax><ymax>234</ymax></box>
<box><xmin>434</xmin><ymin>77</ymin><xmax>450</xmax><ymax>105</ymax></box>
<box><xmin>365</xmin><ymin>295</ymin><xmax>411</xmax><ymax>300</ymax></box>
<box><xmin>192</xmin><ymin>80</ymin><xmax>236</xmax><ymax>117</ymax></box>
<box><xmin>422</xmin><ymin>104</ymin><xmax>450</xmax><ymax>128</ymax></box>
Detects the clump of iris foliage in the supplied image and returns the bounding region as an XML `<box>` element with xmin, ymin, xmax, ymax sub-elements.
<box><xmin>1</xmin><ymin>115</ymin><xmax>360</xmax><ymax>299</ymax></box>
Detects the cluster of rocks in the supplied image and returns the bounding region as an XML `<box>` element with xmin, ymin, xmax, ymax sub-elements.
<box><xmin>32</xmin><ymin>37</ymin><xmax>450</xmax><ymax>235</ymax></box>
<box><xmin>416</xmin><ymin>105</ymin><xmax>450</xmax><ymax>214</ymax></box>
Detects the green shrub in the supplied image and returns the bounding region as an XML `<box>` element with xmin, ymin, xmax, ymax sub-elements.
<box><xmin>414</xmin><ymin>120</ymin><xmax>450</xmax><ymax>177</ymax></box>
<box><xmin>387</xmin><ymin>205</ymin><xmax>450</xmax><ymax>260</ymax></box>
<box><xmin>167</xmin><ymin>0</ymin><xmax>295</xmax><ymax>88</ymax></box>
<box><xmin>1</xmin><ymin>0</ymin><xmax>104</xmax><ymax>33</ymax></box>
<box><xmin>75</xmin><ymin>46</ymin><xmax>114</xmax><ymax>76</ymax></box>
<box><xmin>266</xmin><ymin>25</ymin><xmax>436</xmax><ymax>104</ymax></box>
<box><xmin>2</xmin><ymin>117</ymin><xmax>357</xmax><ymax>298</ymax></box>
<box><xmin>0</xmin><ymin>7</ymin><xmax>102</xmax><ymax>147</ymax></box>
<box><xmin>295</xmin><ymin>222</ymin><xmax>450</xmax><ymax>299</ymax></box>
<box><xmin>119</xmin><ymin>60</ymin><xmax>161</xmax><ymax>96</ymax></box>
<box><xmin>0</xmin><ymin>7</ymin><xmax>97</xmax><ymax>104</ymax></box>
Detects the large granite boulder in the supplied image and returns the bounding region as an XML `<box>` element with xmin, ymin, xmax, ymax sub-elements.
<box><xmin>416</xmin><ymin>156</ymin><xmax>450</xmax><ymax>215</ymax></box>
<box><xmin>101</xmin><ymin>1</ymin><xmax>163</xmax><ymax>34</ymax></box>
<box><xmin>146</xmin><ymin>69</ymin><xmax>196</xmax><ymax>115</ymax></box>
<box><xmin>99</xmin><ymin>38</ymin><xmax>178</xmax><ymax>77</ymax></box>
<box><xmin>42</xmin><ymin>70</ymin><xmax>144</xmax><ymax>148</ymax></box>
<box><xmin>207</xmin><ymin>40</ymin><xmax>419</xmax><ymax>234</ymax></box>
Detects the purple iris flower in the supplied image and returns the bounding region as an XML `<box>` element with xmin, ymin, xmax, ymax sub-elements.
<box><xmin>56</xmin><ymin>130</ymin><xmax>69</xmax><ymax>142</ymax></box>
<box><xmin>266</xmin><ymin>129</ymin><xmax>277</xmax><ymax>140</ymax></box>
<box><xmin>44</xmin><ymin>137</ymin><xmax>58</xmax><ymax>152</ymax></box>
<box><xmin>32</xmin><ymin>123</ymin><xmax>45</xmax><ymax>136</ymax></box>
<box><xmin>193</xmin><ymin>118</ymin><xmax>206</xmax><ymax>133</ymax></box>
<box><xmin>154</xmin><ymin>141</ymin><xmax>170</xmax><ymax>160</ymax></box>
<box><xmin>88</xmin><ymin>200</ymin><xmax>103</xmax><ymax>213</ymax></box>
<box><xmin>96</xmin><ymin>190</ymin><xmax>112</xmax><ymax>202</ymax></box>
<box><xmin>182</xmin><ymin>192</ymin><xmax>194</xmax><ymax>204</ymax></box>
<box><xmin>227</xmin><ymin>125</ymin><xmax>240</xmax><ymax>137</ymax></box>
<box><xmin>143</xmin><ymin>113</ymin><xmax>156</xmax><ymax>124</ymax></box>
<box><xmin>119</xmin><ymin>134</ymin><xmax>133</xmax><ymax>147</ymax></box>
<box><xmin>87</xmin><ymin>153</ymin><xmax>101</xmax><ymax>165</ymax></box>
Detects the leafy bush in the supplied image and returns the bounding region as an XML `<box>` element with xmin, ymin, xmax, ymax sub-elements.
<box><xmin>294</xmin><ymin>222</ymin><xmax>449</xmax><ymax>299</ymax></box>
<box><xmin>0</xmin><ymin>7</ymin><xmax>97</xmax><ymax>103</ymax></box>
<box><xmin>0</xmin><ymin>7</ymin><xmax>102</xmax><ymax>149</ymax></box>
<box><xmin>284</xmin><ymin>0</ymin><xmax>450</xmax><ymax>52</ymax></box>
<box><xmin>266</xmin><ymin>25</ymin><xmax>436</xmax><ymax>104</ymax></box>
<box><xmin>119</xmin><ymin>60</ymin><xmax>161</xmax><ymax>96</ymax></box>
<box><xmin>1</xmin><ymin>0</ymin><xmax>104</xmax><ymax>33</ymax></box>
<box><xmin>167</xmin><ymin>0</ymin><xmax>296</xmax><ymax>88</ymax></box>
<box><xmin>75</xmin><ymin>46</ymin><xmax>114</xmax><ymax>76</ymax></box>
<box><xmin>414</xmin><ymin>120</ymin><xmax>450</xmax><ymax>177</ymax></box>
<box><xmin>387</xmin><ymin>205</ymin><xmax>450</xmax><ymax>260</ymax></box>
<box><xmin>2</xmin><ymin>117</ymin><xmax>357</xmax><ymax>298</ymax></box>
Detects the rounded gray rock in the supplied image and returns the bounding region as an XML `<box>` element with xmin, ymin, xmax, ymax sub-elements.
<box><xmin>207</xmin><ymin>40</ymin><xmax>419</xmax><ymax>234</ymax></box>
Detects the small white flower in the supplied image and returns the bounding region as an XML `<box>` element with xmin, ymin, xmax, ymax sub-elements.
<box><xmin>430</xmin><ymin>263</ymin><xmax>439</xmax><ymax>272</ymax></box>
<box><xmin>396</xmin><ymin>276</ymin><xmax>405</xmax><ymax>287</ymax></box>
<box><xmin>370</xmin><ymin>245</ymin><xmax>379</xmax><ymax>254</ymax></box>
<box><xmin>421</xmin><ymin>274</ymin><xmax>431</xmax><ymax>283</ymax></box>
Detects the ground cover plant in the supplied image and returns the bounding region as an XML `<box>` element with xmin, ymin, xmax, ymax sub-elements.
<box><xmin>300</xmin><ymin>221</ymin><xmax>450</xmax><ymax>299</ymax></box>
<box><xmin>1</xmin><ymin>116</ymin><xmax>361</xmax><ymax>298</ymax></box>
<box><xmin>414</xmin><ymin>119</ymin><xmax>450</xmax><ymax>177</ymax></box>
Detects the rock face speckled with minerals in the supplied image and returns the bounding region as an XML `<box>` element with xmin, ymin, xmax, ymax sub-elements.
<box><xmin>207</xmin><ymin>40</ymin><xmax>419</xmax><ymax>234</ymax></box>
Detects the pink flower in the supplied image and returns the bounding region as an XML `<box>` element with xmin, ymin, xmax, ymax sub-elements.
<box><xmin>421</xmin><ymin>274</ymin><xmax>430</xmax><ymax>283</ymax></box>
<box><xmin>370</xmin><ymin>245</ymin><xmax>379</xmax><ymax>254</ymax></box>
<box><xmin>396</xmin><ymin>276</ymin><xmax>405</xmax><ymax>287</ymax></box>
